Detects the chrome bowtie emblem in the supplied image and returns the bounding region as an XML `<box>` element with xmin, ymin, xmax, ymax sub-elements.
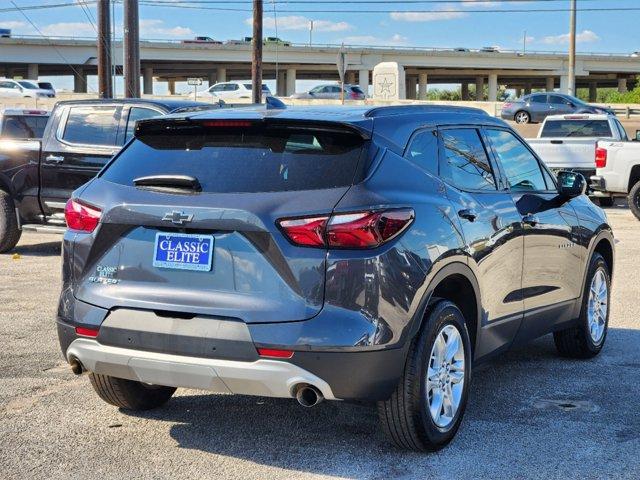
<box><xmin>162</xmin><ymin>210</ymin><xmax>193</xmax><ymax>225</ymax></box>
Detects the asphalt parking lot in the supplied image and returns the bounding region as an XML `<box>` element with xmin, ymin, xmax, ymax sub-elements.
<box><xmin>1</xmin><ymin>205</ymin><xmax>639</xmax><ymax>480</ymax></box>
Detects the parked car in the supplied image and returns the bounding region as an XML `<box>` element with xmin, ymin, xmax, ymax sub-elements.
<box><xmin>0</xmin><ymin>79</ymin><xmax>54</xmax><ymax>98</ymax></box>
<box><xmin>0</xmin><ymin>109</ymin><xmax>50</xmax><ymax>139</ymax></box>
<box><xmin>182</xmin><ymin>36</ymin><xmax>222</xmax><ymax>44</ymax></box>
<box><xmin>264</xmin><ymin>36</ymin><xmax>291</xmax><ymax>46</ymax></box>
<box><xmin>204</xmin><ymin>81</ymin><xmax>271</xmax><ymax>100</ymax></box>
<box><xmin>0</xmin><ymin>98</ymin><xmax>218</xmax><ymax>252</ymax></box>
<box><xmin>291</xmin><ymin>83</ymin><xmax>366</xmax><ymax>100</ymax></box>
<box><xmin>0</xmin><ymin>28</ymin><xmax>11</xmax><ymax>38</ymax></box>
<box><xmin>225</xmin><ymin>37</ymin><xmax>252</xmax><ymax>45</ymax></box>
<box><xmin>55</xmin><ymin>104</ymin><xmax>613</xmax><ymax>452</ymax></box>
<box><xmin>526</xmin><ymin>113</ymin><xmax>629</xmax><ymax>204</ymax></box>
<box><xmin>591</xmin><ymin>138</ymin><xmax>640</xmax><ymax>218</ymax></box>
<box><xmin>37</xmin><ymin>81</ymin><xmax>56</xmax><ymax>97</ymax></box>
<box><xmin>480</xmin><ymin>46</ymin><xmax>500</xmax><ymax>53</ymax></box>
<box><xmin>502</xmin><ymin>93</ymin><xmax>615</xmax><ymax>124</ymax></box>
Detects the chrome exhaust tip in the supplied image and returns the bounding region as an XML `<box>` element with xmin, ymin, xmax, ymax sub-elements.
<box><xmin>295</xmin><ymin>384</ymin><xmax>324</xmax><ymax>407</ymax></box>
<box><xmin>69</xmin><ymin>357</ymin><xmax>84</xmax><ymax>375</ymax></box>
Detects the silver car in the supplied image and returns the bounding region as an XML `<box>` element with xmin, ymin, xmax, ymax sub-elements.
<box><xmin>501</xmin><ymin>92</ymin><xmax>614</xmax><ymax>124</ymax></box>
<box><xmin>291</xmin><ymin>83</ymin><xmax>366</xmax><ymax>100</ymax></box>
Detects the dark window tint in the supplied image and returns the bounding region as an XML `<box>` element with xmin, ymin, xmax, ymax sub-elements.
<box><xmin>530</xmin><ymin>95</ymin><xmax>547</xmax><ymax>104</ymax></box>
<box><xmin>406</xmin><ymin>129</ymin><xmax>438</xmax><ymax>175</ymax></box>
<box><xmin>62</xmin><ymin>106</ymin><xmax>120</xmax><ymax>146</ymax></box>
<box><xmin>440</xmin><ymin>128</ymin><xmax>496</xmax><ymax>191</ymax></box>
<box><xmin>0</xmin><ymin>81</ymin><xmax>19</xmax><ymax>89</ymax></box>
<box><xmin>613</xmin><ymin>119</ymin><xmax>628</xmax><ymax>141</ymax></box>
<box><xmin>350</xmin><ymin>86</ymin><xmax>364</xmax><ymax>94</ymax></box>
<box><xmin>549</xmin><ymin>95</ymin><xmax>571</xmax><ymax>105</ymax></box>
<box><xmin>540</xmin><ymin>120</ymin><xmax>612</xmax><ymax>138</ymax></box>
<box><xmin>124</xmin><ymin>107</ymin><xmax>162</xmax><ymax>142</ymax></box>
<box><xmin>1</xmin><ymin>115</ymin><xmax>48</xmax><ymax>139</ymax></box>
<box><xmin>486</xmin><ymin>129</ymin><xmax>547</xmax><ymax>191</ymax></box>
<box><xmin>101</xmin><ymin>125</ymin><xmax>366</xmax><ymax>193</ymax></box>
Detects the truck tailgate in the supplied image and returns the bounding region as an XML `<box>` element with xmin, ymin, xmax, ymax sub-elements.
<box><xmin>527</xmin><ymin>138</ymin><xmax>596</xmax><ymax>170</ymax></box>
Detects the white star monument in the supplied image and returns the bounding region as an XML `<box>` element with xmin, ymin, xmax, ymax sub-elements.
<box><xmin>373</xmin><ymin>62</ymin><xmax>406</xmax><ymax>101</ymax></box>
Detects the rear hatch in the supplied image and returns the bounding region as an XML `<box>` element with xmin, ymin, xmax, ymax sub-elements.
<box><xmin>72</xmin><ymin>117</ymin><xmax>369</xmax><ymax>323</ymax></box>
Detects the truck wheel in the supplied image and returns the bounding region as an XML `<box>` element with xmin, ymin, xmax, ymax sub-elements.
<box><xmin>377</xmin><ymin>300</ymin><xmax>472</xmax><ymax>451</ymax></box>
<box><xmin>554</xmin><ymin>252</ymin><xmax>610</xmax><ymax>358</ymax></box>
<box><xmin>89</xmin><ymin>373</ymin><xmax>176</xmax><ymax>410</ymax></box>
<box><xmin>514</xmin><ymin>111</ymin><xmax>530</xmax><ymax>124</ymax></box>
<box><xmin>0</xmin><ymin>190</ymin><xmax>22</xmax><ymax>253</ymax></box>
<box><xmin>597</xmin><ymin>197</ymin><xmax>614</xmax><ymax>208</ymax></box>
<box><xmin>628</xmin><ymin>181</ymin><xmax>640</xmax><ymax>220</ymax></box>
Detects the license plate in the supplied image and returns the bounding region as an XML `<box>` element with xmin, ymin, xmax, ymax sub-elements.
<box><xmin>153</xmin><ymin>232</ymin><xmax>214</xmax><ymax>272</ymax></box>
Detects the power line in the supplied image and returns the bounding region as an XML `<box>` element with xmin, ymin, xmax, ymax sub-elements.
<box><xmin>0</xmin><ymin>1</ymin><xmax>98</xmax><ymax>13</ymax></box>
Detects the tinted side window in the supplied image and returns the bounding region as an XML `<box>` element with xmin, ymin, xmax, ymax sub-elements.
<box><xmin>530</xmin><ymin>95</ymin><xmax>547</xmax><ymax>104</ymax></box>
<box><xmin>62</xmin><ymin>106</ymin><xmax>120</xmax><ymax>146</ymax></box>
<box><xmin>614</xmin><ymin>119</ymin><xmax>628</xmax><ymax>141</ymax></box>
<box><xmin>485</xmin><ymin>129</ymin><xmax>547</xmax><ymax>192</ymax></box>
<box><xmin>549</xmin><ymin>95</ymin><xmax>570</xmax><ymax>105</ymax></box>
<box><xmin>124</xmin><ymin>107</ymin><xmax>162</xmax><ymax>142</ymax></box>
<box><xmin>406</xmin><ymin>129</ymin><xmax>438</xmax><ymax>175</ymax></box>
<box><xmin>440</xmin><ymin>128</ymin><xmax>496</xmax><ymax>191</ymax></box>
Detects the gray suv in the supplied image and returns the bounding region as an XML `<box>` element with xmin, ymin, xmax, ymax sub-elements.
<box><xmin>501</xmin><ymin>92</ymin><xmax>614</xmax><ymax>124</ymax></box>
<box><xmin>57</xmin><ymin>105</ymin><xmax>614</xmax><ymax>451</ymax></box>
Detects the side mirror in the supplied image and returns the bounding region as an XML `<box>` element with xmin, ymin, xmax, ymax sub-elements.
<box><xmin>557</xmin><ymin>171</ymin><xmax>586</xmax><ymax>198</ymax></box>
<box><xmin>635</xmin><ymin>130</ymin><xmax>640</xmax><ymax>142</ymax></box>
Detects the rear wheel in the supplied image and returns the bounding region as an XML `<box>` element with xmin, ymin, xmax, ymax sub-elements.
<box><xmin>554</xmin><ymin>252</ymin><xmax>610</xmax><ymax>358</ymax></box>
<box><xmin>0</xmin><ymin>189</ymin><xmax>22</xmax><ymax>253</ymax></box>
<box><xmin>378</xmin><ymin>300</ymin><xmax>472</xmax><ymax>451</ymax></box>
<box><xmin>89</xmin><ymin>373</ymin><xmax>176</xmax><ymax>410</ymax></box>
<box><xmin>514</xmin><ymin>110</ymin><xmax>530</xmax><ymax>124</ymax></box>
<box><xmin>627</xmin><ymin>181</ymin><xmax>640</xmax><ymax>221</ymax></box>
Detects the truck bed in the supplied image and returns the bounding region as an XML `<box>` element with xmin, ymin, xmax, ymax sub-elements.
<box><xmin>527</xmin><ymin>138</ymin><xmax>597</xmax><ymax>172</ymax></box>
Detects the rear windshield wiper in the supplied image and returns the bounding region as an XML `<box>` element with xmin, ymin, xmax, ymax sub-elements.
<box><xmin>133</xmin><ymin>175</ymin><xmax>202</xmax><ymax>192</ymax></box>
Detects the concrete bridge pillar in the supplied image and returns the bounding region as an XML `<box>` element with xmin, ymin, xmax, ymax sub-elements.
<box><xmin>217</xmin><ymin>67</ymin><xmax>227</xmax><ymax>83</ymax></box>
<box><xmin>168</xmin><ymin>79</ymin><xmax>176</xmax><ymax>95</ymax></box>
<box><xmin>475</xmin><ymin>76</ymin><xmax>484</xmax><ymax>101</ymax></box>
<box><xmin>27</xmin><ymin>63</ymin><xmax>39</xmax><ymax>79</ymax></box>
<box><xmin>286</xmin><ymin>68</ymin><xmax>296</xmax><ymax>96</ymax></box>
<box><xmin>346</xmin><ymin>71</ymin><xmax>356</xmax><ymax>85</ymax></box>
<box><xmin>515</xmin><ymin>87</ymin><xmax>522</xmax><ymax>98</ymax></box>
<box><xmin>73</xmin><ymin>67</ymin><xmax>87</xmax><ymax>93</ymax></box>
<box><xmin>208</xmin><ymin>72</ymin><xmax>216</xmax><ymax>87</ymax></box>
<box><xmin>461</xmin><ymin>82</ymin><xmax>469</xmax><ymax>100</ymax></box>
<box><xmin>488</xmin><ymin>73</ymin><xmax>498</xmax><ymax>102</ymax></box>
<box><xmin>524</xmin><ymin>81</ymin><xmax>532</xmax><ymax>95</ymax></box>
<box><xmin>618</xmin><ymin>78</ymin><xmax>628</xmax><ymax>93</ymax></box>
<box><xmin>276</xmin><ymin>70</ymin><xmax>286</xmax><ymax>96</ymax></box>
<box><xmin>418</xmin><ymin>72</ymin><xmax>428</xmax><ymax>100</ymax></box>
<box><xmin>559</xmin><ymin>75</ymin><xmax>569</xmax><ymax>94</ymax></box>
<box><xmin>406</xmin><ymin>75</ymin><xmax>417</xmax><ymax>99</ymax></box>
<box><xmin>589</xmin><ymin>82</ymin><xmax>598</xmax><ymax>102</ymax></box>
<box><xmin>143</xmin><ymin>67</ymin><xmax>154</xmax><ymax>95</ymax></box>
<box><xmin>546</xmin><ymin>77</ymin><xmax>555</xmax><ymax>92</ymax></box>
<box><xmin>359</xmin><ymin>69</ymin><xmax>370</xmax><ymax>96</ymax></box>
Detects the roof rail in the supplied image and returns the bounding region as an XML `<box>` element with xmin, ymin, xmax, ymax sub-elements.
<box><xmin>364</xmin><ymin>104</ymin><xmax>487</xmax><ymax>118</ymax></box>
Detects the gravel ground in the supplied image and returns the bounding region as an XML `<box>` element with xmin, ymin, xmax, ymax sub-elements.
<box><xmin>1</xmin><ymin>205</ymin><xmax>639</xmax><ymax>480</ymax></box>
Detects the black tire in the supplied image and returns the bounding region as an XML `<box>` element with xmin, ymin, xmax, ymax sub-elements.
<box><xmin>597</xmin><ymin>197</ymin><xmax>615</xmax><ymax>208</ymax></box>
<box><xmin>514</xmin><ymin>110</ymin><xmax>530</xmax><ymax>124</ymax></box>
<box><xmin>627</xmin><ymin>181</ymin><xmax>640</xmax><ymax>221</ymax></box>
<box><xmin>0</xmin><ymin>189</ymin><xmax>21</xmax><ymax>253</ymax></box>
<box><xmin>554</xmin><ymin>252</ymin><xmax>610</xmax><ymax>359</ymax></box>
<box><xmin>89</xmin><ymin>373</ymin><xmax>176</xmax><ymax>410</ymax></box>
<box><xmin>377</xmin><ymin>300</ymin><xmax>472</xmax><ymax>451</ymax></box>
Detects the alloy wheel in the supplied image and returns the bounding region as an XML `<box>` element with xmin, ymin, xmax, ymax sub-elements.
<box><xmin>587</xmin><ymin>268</ymin><xmax>608</xmax><ymax>343</ymax></box>
<box><xmin>515</xmin><ymin>111</ymin><xmax>530</xmax><ymax>124</ymax></box>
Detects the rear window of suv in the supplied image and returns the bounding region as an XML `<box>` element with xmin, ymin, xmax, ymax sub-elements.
<box><xmin>101</xmin><ymin>124</ymin><xmax>366</xmax><ymax>193</ymax></box>
<box><xmin>540</xmin><ymin>120</ymin><xmax>612</xmax><ymax>138</ymax></box>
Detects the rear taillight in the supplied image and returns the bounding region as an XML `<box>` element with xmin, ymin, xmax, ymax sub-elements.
<box><xmin>64</xmin><ymin>199</ymin><xmax>102</xmax><ymax>233</ymax></box>
<box><xmin>503</xmin><ymin>102</ymin><xmax>512</xmax><ymax>109</ymax></box>
<box><xmin>257</xmin><ymin>348</ymin><xmax>294</xmax><ymax>359</ymax></box>
<box><xmin>278</xmin><ymin>209</ymin><xmax>414</xmax><ymax>249</ymax></box>
<box><xmin>595</xmin><ymin>147</ymin><xmax>607</xmax><ymax>168</ymax></box>
<box><xmin>350</xmin><ymin>91</ymin><xmax>359</xmax><ymax>99</ymax></box>
<box><xmin>75</xmin><ymin>326</ymin><xmax>99</xmax><ymax>338</ymax></box>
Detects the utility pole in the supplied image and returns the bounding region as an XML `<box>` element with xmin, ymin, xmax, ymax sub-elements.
<box><xmin>251</xmin><ymin>0</ymin><xmax>263</xmax><ymax>103</ymax></box>
<box><xmin>123</xmin><ymin>0</ymin><xmax>140</xmax><ymax>98</ymax></box>
<box><xmin>568</xmin><ymin>0</ymin><xmax>577</xmax><ymax>96</ymax></box>
<box><xmin>309</xmin><ymin>20</ymin><xmax>313</xmax><ymax>46</ymax></box>
<box><xmin>97</xmin><ymin>0</ymin><xmax>112</xmax><ymax>98</ymax></box>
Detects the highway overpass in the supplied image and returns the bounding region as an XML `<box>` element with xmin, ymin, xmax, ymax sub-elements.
<box><xmin>1</xmin><ymin>36</ymin><xmax>639</xmax><ymax>100</ymax></box>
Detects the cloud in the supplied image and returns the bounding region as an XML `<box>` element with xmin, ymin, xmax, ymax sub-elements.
<box><xmin>541</xmin><ymin>30</ymin><xmax>600</xmax><ymax>45</ymax></box>
<box><xmin>390</xmin><ymin>9</ymin><xmax>466</xmax><ymax>22</ymax></box>
<box><xmin>40</xmin><ymin>22</ymin><xmax>96</xmax><ymax>37</ymax></box>
<box><xmin>340</xmin><ymin>33</ymin><xmax>409</xmax><ymax>46</ymax></box>
<box><xmin>139</xmin><ymin>19</ymin><xmax>193</xmax><ymax>38</ymax></box>
<box><xmin>247</xmin><ymin>15</ymin><xmax>351</xmax><ymax>32</ymax></box>
<box><xmin>0</xmin><ymin>21</ymin><xmax>28</xmax><ymax>30</ymax></box>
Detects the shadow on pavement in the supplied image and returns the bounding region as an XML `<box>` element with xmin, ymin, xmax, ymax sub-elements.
<box><xmin>7</xmin><ymin>240</ymin><xmax>61</xmax><ymax>257</ymax></box>
<box><xmin>123</xmin><ymin>328</ymin><xmax>640</xmax><ymax>478</ymax></box>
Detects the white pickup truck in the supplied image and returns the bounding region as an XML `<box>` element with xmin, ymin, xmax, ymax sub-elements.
<box><xmin>590</xmin><ymin>137</ymin><xmax>640</xmax><ymax>219</ymax></box>
<box><xmin>526</xmin><ymin>114</ymin><xmax>629</xmax><ymax>188</ymax></box>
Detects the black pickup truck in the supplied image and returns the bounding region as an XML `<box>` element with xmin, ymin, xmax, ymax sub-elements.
<box><xmin>0</xmin><ymin>98</ymin><xmax>216</xmax><ymax>252</ymax></box>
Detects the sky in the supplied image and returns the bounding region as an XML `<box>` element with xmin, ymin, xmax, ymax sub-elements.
<box><xmin>2</xmin><ymin>0</ymin><xmax>639</xmax><ymax>94</ymax></box>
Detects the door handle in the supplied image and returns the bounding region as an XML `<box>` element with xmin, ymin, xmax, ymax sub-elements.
<box><xmin>45</xmin><ymin>154</ymin><xmax>64</xmax><ymax>164</ymax></box>
<box><xmin>523</xmin><ymin>214</ymin><xmax>539</xmax><ymax>226</ymax></box>
<box><xmin>458</xmin><ymin>209</ymin><xmax>477</xmax><ymax>222</ymax></box>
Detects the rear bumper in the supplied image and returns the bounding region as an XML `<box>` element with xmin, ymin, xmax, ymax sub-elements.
<box><xmin>590</xmin><ymin>175</ymin><xmax>607</xmax><ymax>192</ymax></box>
<box><xmin>66</xmin><ymin>338</ymin><xmax>337</xmax><ymax>400</ymax></box>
